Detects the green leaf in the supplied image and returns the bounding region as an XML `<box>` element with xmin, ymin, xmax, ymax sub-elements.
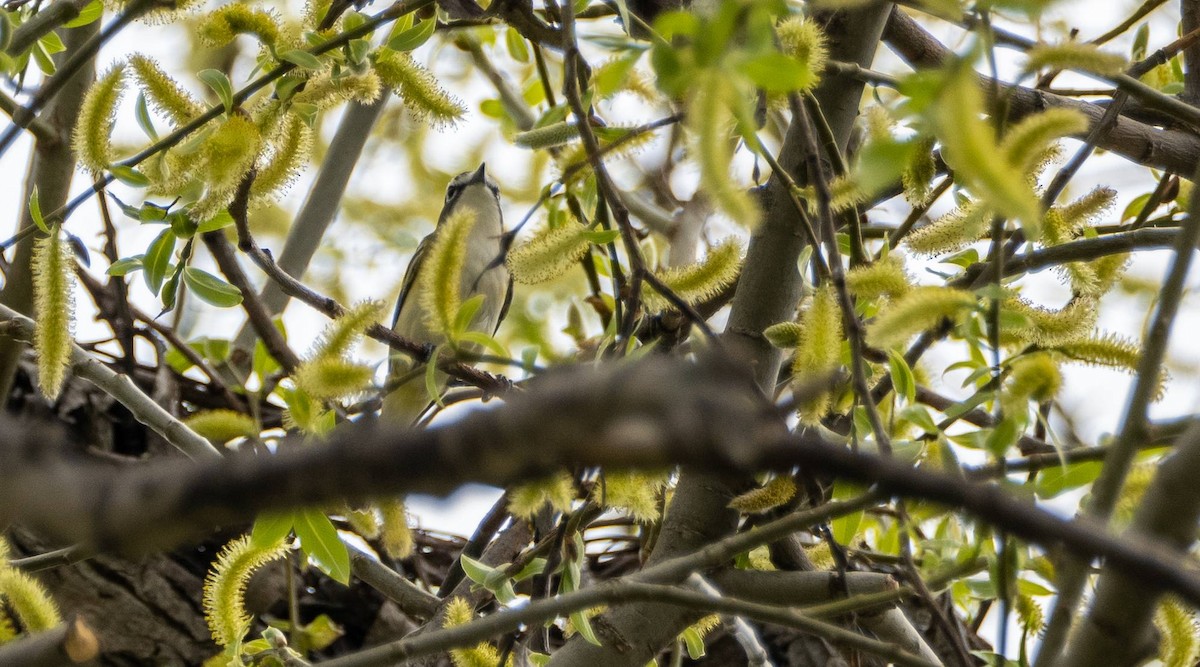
<box><xmin>452</xmin><ymin>294</ymin><xmax>486</xmax><ymax>338</ymax></box>
<box><xmin>742</xmin><ymin>52</ymin><xmax>814</xmax><ymax>93</ymax></box>
<box><xmin>170</xmin><ymin>210</ymin><xmax>198</xmax><ymax>238</ymax></box>
<box><xmin>830</xmin><ymin>481</ymin><xmax>865</xmax><ymax>544</ymax></box>
<box><xmin>425</xmin><ymin>346</ymin><xmax>444</xmax><ymax>407</ymax></box>
<box><xmin>1131</xmin><ymin>23</ymin><xmax>1149</xmax><ymax>61</ymax></box>
<box><xmin>582</xmin><ymin>229</ymin><xmax>621</xmax><ymax>244</ymax></box>
<box><xmin>1120</xmin><ymin>192</ymin><xmax>1151</xmax><ymax>222</ymax></box>
<box><xmin>278</xmin><ymin>49</ymin><xmax>324</xmax><ymax>70</ymax></box>
<box><xmin>985</xmin><ymin>416</ymin><xmax>1021</xmax><ymax>457</ymax></box>
<box><xmin>108</xmin><ymin>196</ymin><xmax>141</xmax><ymax>220</ymax></box>
<box><xmin>106</xmin><ymin>255</ymin><xmax>144</xmax><ymax>276</ymax></box>
<box><xmin>681</xmin><ymin>627</ymin><xmax>707</xmax><ymax>659</ymax></box>
<box><xmin>512</xmin><ymin>557</ymin><xmax>548</xmax><ymax>582</ymax></box>
<box><xmin>887</xmin><ymin>349</ymin><xmax>917</xmax><ymax>404</ymax></box>
<box><xmin>898</xmin><ymin>404</ymin><xmax>938</xmax><ymax>434</ymax></box>
<box><xmin>505</xmin><ymin>27</ymin><xmax>530</xmax><ymax>63</ymax></box>
<box><xmin>571</xmin><ymin>611</ymin><xmax>602</xmax><ymax>646</ymax></box>
<box><xmin>134</xmin><ymin>93</ymin><xmax>158</xmax><ymax>140</ymax></box>
<box><xmin>137</xmin><ymin>204</ymin><xmax>169</xmax><ymax>224</ymax></box>
<box><xmin>459</xmin><ymin>554</ymin><xmax>496</xmax><ymax>587</ymax></box>
<box><xmin>28</xmin><ymin>187</ymin><xmax>48</xmax><ymax>234</ymax></box>
<box><xmin>294</xmin><ymin>508</ymin><xmax>351</xmax><ymax>585</ymax></box>
<box><xmin>855</xmin><ymin>138</ymin><xmax>919</xmax><ymax>199</ymax></box>
<box><xmin>1033</xmin><ymin>461</ymin><xmax>1101</xmax><ymax>499</ymax></box>
<box><xmin>164</xmin><ymin>345</ymin><xmax>193</xmax><ymax>373</ymax></box>
<box><xmin>111</xmin><ymin>165</ymin><xmax>150</xmax><ymax>187</ymax></box>
<box><xmin>38</xmin><ymin>31</ymin><xmax>65</xmax><ymax>54</ymax></box>
<box><xmin>198</xmin><ymin>69</ymin><xmax>234</xmax><ymax>112</ymax></box>
<box><xmin>183</xmin><ymin>267</ymin><xmax>243</xmax><ymax>307</ymax></box>
<box><xmin>458</xmin><ymin>331</ymin><xmax>509</xmax><ymax>359</ymax></box>
<box><xmin>196</xmin><ymin>210</ymin><xmax>235</xmax><ymax>234</ymax></box>
<box><xmin>386</xmin><ymin>18</ymin><xmax>434</xmax><ymax>52</ymax></box>
<box><xmin>290</xmin><ymin>101</ymin><xmax>319</xmax><ymax>127</ymax></box>
<box><xmin>347</xmin><ymin>38</ymin><xmax>371</xmax><ymax>65</ymax></box>
<box><xmin>252</xmin><ymin>512</ymin><xmax>295</xmax><ymax>547</ymax></box>
<box><xmin>342</xmin><ymin>10</ymin><xmax>367</xmax><ymax>33</ymax></box>
<box><xmin>64</xmin><ymin>0</ymin><xmax>103</xmax><ymax>28</ymax></box>
<box><xmin>143</xmin><ymin>228</ymin><xmax>176</xmax><ymax>295</ymax></box>
<box><xmin>253</xmin><ymin>319</ymin><xmax>285</xmax><ymax>378</ymax></box>
<box><xmin>160</xmin><ymin>263</ymin><xmax>185</xmax><ymax>311</ymax></box>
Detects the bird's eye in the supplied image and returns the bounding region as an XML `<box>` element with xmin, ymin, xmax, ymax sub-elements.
<box><xmin>445</xmin><ymin>184</ymin><xmax>462</xmax><ymax>203</ymax></box>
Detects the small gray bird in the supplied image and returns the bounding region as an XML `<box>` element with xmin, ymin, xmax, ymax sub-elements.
<box><xmin>382</xmin><ymin>163</ymin><xmax>512</xmax><ymax>425</ymax></box>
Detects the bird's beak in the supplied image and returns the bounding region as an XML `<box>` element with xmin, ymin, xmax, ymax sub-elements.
<box><xmin>467</xmin><ymin>163</ymin><xmax>487</xmax><ymax>185</ymax></box>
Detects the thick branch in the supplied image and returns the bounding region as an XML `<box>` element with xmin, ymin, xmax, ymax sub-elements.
<box><xmin>7</xmin><ymin>356</ymin><xmax>1200</xmax><ymax>617</ymax></box>
<box><xmin>1060</xmin><ymin>419</ymin><xmax>1200</xmax><ymax>666</ymax></box>
<box><xmin>0</xmin><ymin>305</ymin><xmax>221</xmax><ymax>460</ymax></box>
<box><xmin>232</xmin><ymin>97</ymin><xmax>388</xmax><ymax>352</ymax></box>
<box><xmin>0</xmin><ymin>617</ymin><xmax>99</xmax><ymax>666</ymax></box>
<box><xmin>883</xmin><ymin>7</ymin><xmax>1200</xmax><ymax>178</ymax></box>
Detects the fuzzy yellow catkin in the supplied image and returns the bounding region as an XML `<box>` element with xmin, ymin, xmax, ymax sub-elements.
<box><xmin>293</xmin><ymin>358</ymin><xmax>375</xmax><ymax>400</ymax></box>
<box><xmin>309</xmin><ymin>300</ymin><xmax>385</xmax><ymax>360</ymax></box>
<box><xmin>185</xmin><ymin>409</ymin><xmax>258</xmax><ymax>443</ymax></box>
<box><xmin>1024</xmin><ymin>42</ymin><xmax>1127</xmax><ymax>76</ymax></box>
<box><xmin>902</xmin><ymin>136</ymin><xmax>937</xmax><ymax>204</ymax></box>
<box><xmin>203</xmin><ymin>535</ymin><xmax>289</xmax><ymax>648</ymax></box>
<box><xmin>507</xmin><ymin>472</ymin><xmax>576</xmax><ymax>520</ymax></box>
<box><xmin>203</xmin><ymin>114</ymin><xmax>263</xmax><ymax>195</ymax></box>
<box><xmin>728</xmin><ymin>476</ymin><xmax>797</xmax><ymax>514</ymax></box>
<box><xmin>1051</xmin><ymin>332</ymin><xmax>1141</xmax><ymax>371</ymax></box>
<box><xmin>443</xmin><ymin>598</ymin><xmax>506</xmax><ymax>667</ymax></box>
<box><xmin>197</xmin><ymin>3</ymin><xmax>281</xmax><ymax>47</ymax></box>
<box><xmin>1156</xmin><ymin>596</ymin><xmax>1200</xmax><ymax>667</ymax></box>
<box><xmin>514</xmin><ymin>122</ymin><xmax>581</xmax><ymax>149</ymax></box>
<box><xmin>1052</xmin><ymin>186</ymin><xmax>1117</xmax><ymax>239</ymax></box>
<box><xmin>418</xmin><ymin>209</ymin><xmax>476</xmax><ymax>335</ymax></box>
<box><xmin>0</xmin><ymin>608</ymin><xmax>14</xmax><ymax>643</ymax></box>
<box><xmin>73</xmin><ymin>63</ymin><xmax>126</xmax><ymax>174</ymax></box>
<box><xmin>373</xmin><ymin>50</ymin><xmax>466</xmax><ymax>127</ymax></box>
<box><xmin>690</xmin><ymin>73</ymin><xmax>761</xmax><ymax>227</ymax></box>
<box><xmin>251</xmin><ymin>114</ymin><xmax>313</xmax><ymax>203</ymax></box>
<box><xmin>1015</xmin><ymin>594</ymin><xmax>1044</xmax><ymax>634</ymax></box>
<box><xmin>32</xmin><ymin>232</ymin><xmax>75</xmax><ymax>400</ymax></box>
<box><xmin>506</xmin><ymin>222</ymin><xmax>591</xmax><ymax>284</ymax></box>
<box><xmin>557</xmin><ymin>127</ymin><xmax>657</xmax><ymax>185</ymax></box>
<box><xmin>826</xmin><ymin>174</ymin><xmax>869</xmax><ymax>213</ymax></box>
<box><xmin>379</xmin><ymin>498</ymin><xmax>414</xmax><ymax>560</ymax></box>
<box><xmin>644</xmin><ymin>240</ymin><xmax>743</xmax><ymax>311</ymax></box>
<box><xmin>845</xmin><ymin>254</ymin><xmax>911</xmax><ymax>301</ymax></box>
<box><xmin>763</xmin><ymin>321</ymin><xmax>804</xmax><ymax>348</ymax></box>
<box><xmin>1000</xmin><ymin>108</ymin><xmax>1089</xmax><ymax>173</ymax></box>
<box><xmin>129</xmin><ymin>55</ymin><xmax>203</xmax><ymax>126</ymax></box>
<box><xmin>793</xmin><ymin>285</ymin><xmax>842</xmax><ymax>423</ymax></box>
<box><xmin>596</xmin><ymin>471</ymin><xmax>668</xmax><ymax>523</ymax></box>
<box><xmin>1002</xmin><ymin>296</ymin><xmax>1097</xmax><ymax>347</ymax></box>
<box><xmin>933</xmin><ymin>62</ymin><xmax>1041</xmax><ymax>235</ymax></box>
<box><xmin>346</xmin><ymin>506</ymin><xmax>380</xmax><ymax>539</ymax></box>
<box><xmin>1003</xmin><ymin>352</ymin><xmax>1062</xmax><ymax>415</ymax></box>
<box><xmin>865</xmin><ymin>286</ymin><xmax>976</xmax><ymax>349</ymax></box>
<box><xmin>775</xmin><ymin>16</ymin><xmax>828</xmax><ymax>93</ymax></box>
<box><xmin>0</xmin><ymin>570</ymin><xmax>61</xmax><ymax>632</ymax></box>
<box><xmin>904</xmin><ymin>201</ymin><xmax>990</xmax><ymax>256</ymax></box>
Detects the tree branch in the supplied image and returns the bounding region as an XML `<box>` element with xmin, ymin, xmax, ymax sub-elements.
<box><xmin>0</xmin><ymin>304</ymin><xmax>221</xmax><ymax>460</ymax></box>
<box><xmin>883</xmin><ymin>6</ymin><xmax>1200</xmax><ymax>179</ymax></box>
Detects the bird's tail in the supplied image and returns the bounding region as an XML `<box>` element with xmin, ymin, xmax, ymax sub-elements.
<box><xmin>381</xmin><ymin>356</ymin><xmax>438</xmax><ymax>427</ymax></box>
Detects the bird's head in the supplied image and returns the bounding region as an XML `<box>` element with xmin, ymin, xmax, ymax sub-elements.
<box><xmin>441</xmin><ymin>163</ymin><xmax>502</xmax><ymax>229</ymax></box>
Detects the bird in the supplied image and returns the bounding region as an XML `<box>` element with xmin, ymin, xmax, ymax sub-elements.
<box><xmin>382</xmin><ymin>163</ymin><xmax>512</xmax><ymax>426</ymax></box>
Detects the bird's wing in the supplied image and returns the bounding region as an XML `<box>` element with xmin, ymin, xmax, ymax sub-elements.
<box><xmin>495</xmin><ymin>274</ymin><xmax>514</xmax><ymax>336</ymax></box>
<box><xmin>391</xmin><ymin>232</ymin><xmax>433</xmax><ymax>328</ymax></box>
